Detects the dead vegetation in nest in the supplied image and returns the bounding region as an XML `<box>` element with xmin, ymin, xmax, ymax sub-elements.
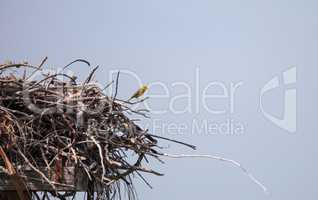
<box><xmin>0</xmin><ymin>58</ymin><xmax>196</xmax><ymax>200</ymax></box>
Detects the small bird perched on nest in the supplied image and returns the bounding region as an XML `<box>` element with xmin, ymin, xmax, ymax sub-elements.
<box><xmin>128</xmin><ymin>84</ymin><xmax>148</xmax><ymax>101</ymax></box>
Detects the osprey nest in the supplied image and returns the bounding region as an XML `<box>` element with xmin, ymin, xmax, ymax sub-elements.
<box><xmin>0</xmin><ymin>58</ymin><xmax>195</xmax><ymax>200</ymax></box>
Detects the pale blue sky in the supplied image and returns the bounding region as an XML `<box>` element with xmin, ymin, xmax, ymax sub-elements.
<box><xmin>1</xmin><ymin>0</ymin><xmax>317</xmax><ymax>199</ymax></box>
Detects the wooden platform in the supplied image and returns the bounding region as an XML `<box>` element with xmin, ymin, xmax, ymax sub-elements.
<box><xmin>0</xmin><ymin>167</ymin><xmax>88</xmax><ymax>191</ymax></box>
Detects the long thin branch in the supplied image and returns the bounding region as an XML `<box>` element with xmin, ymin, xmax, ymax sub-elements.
<box><xmin>147</xmin><ymin>134</ymin><xmax>196</xmax><ymax>150</ymax></box>
<box><xmin>161</xmin><ymin>153</ymin><xmax>269</xmax><ymax>195</ymax></box>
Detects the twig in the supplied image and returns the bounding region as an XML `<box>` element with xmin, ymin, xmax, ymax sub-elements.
<box><xmin>63</xmin><ymin>59</ymin><xmax>90</xmax><ymax>70</ymax></box>
<box><xmin>17</xmin><ymin>148</ymin><xmax>57</xmax><ymax>191</ymax></box>
<box><xmin>161</xmin><ymin>153</ymin><xmax>269</xmax><ymax>195</ymax></box>
<box><xmin>147</xmin><ymin>134</ymin><xmax>196</xmax><ymax>150</ymax></box>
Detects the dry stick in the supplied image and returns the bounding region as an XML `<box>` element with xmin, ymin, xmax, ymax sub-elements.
<box><xmin>87</xmin><ymin>134</ymin><xmax>108</xmax><ymax>182</ymax></box>
<box><xmin>62</xmin><ymin>59</ymin><xmax>91</xmax><ymax>70</ymax></box>
<box><xmin>108</xmin><ymin>71</ymin><xmax>121</xmax><ymax>118</ymax></box>
<box><xmin>47</xmin><ymin>143</ymin><xmax>73</xmax><ymax>169</ymax></box>
<box><xmin>84</xmin><ymin>65</ymin><xmax>99</xmax><ymax>85</ymax></box>
<box><xmin>32</xmin><ymin>192</ymin><xmax>41</xmax><ymax>200</ymax></box>
<box><xmin>0</xmin><ymin>63</ymin><xmax>39</xmax><ymax>71</ymax></box>
<box><xmin>147</xmin><ymin>134</ymin><xmax>196</xmax><ymax>150</ymax></box>
<box><xmin>79</xmin><ymin>66</ymin><xmax>101</xmax><ymax>108</ymax></box>
<box><xmin>162</xmin><ymin>153</ymin><xmax>269</xmax><ymax>195</ymax></box>
<box><xmin>113</xmin><ymin>71</ymin><xmax>120</xmax><ymax>99</ymax></box>
<box><xmin>25</xmin><ymin>56</ymin><xmax>48</xmax><ymax>80</ymax></box>
<box><xmin>38</xmin><ymin>57</ymin><xmax>48</xmax><ymax>69</ymax></box>
<box><xmin>79</xmin><ymin>160</ymin><xmax>93</xmax><ymax>181</ymax></box>
<box><xmin>101</xmin><ymin>80</ymin><xmax>114</xmax><ymax>92</ymax></box>
<box><xmin>27</xmin><ymin>73</ymin><xmax>77</xmax><ymax>89</ymax></box>
<box><xmin>116</xmin><ymin>96</ymin><xmax>149</xmax><ymax>105</ymax></box>
<box><xmin>17</xmin><ymin>149</ymin><xmax>57</xmax><ymax>191</ymax></box>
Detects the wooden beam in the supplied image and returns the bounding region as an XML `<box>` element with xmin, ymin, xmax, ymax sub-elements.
<box><xmin>0</xmin><ymin>191</ymin><xmax>20</xmax><ymax>200</ymax></box>
<box><xmin>0</xmin><ymin>167</ymin><xmax>88</xmax><ymax>192</ymax></box>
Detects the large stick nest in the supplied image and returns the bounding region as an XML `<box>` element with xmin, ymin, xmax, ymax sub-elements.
<box><xmin>0</xmin><ymin>59</ymin><xmax>195</xmax><ymax>200</ymax></box>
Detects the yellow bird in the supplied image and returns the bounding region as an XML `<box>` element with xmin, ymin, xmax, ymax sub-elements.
<box><xmin>129</xmin><ymin>85</ymin><xmax>148</xmax><ymax>101</ymax></box>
